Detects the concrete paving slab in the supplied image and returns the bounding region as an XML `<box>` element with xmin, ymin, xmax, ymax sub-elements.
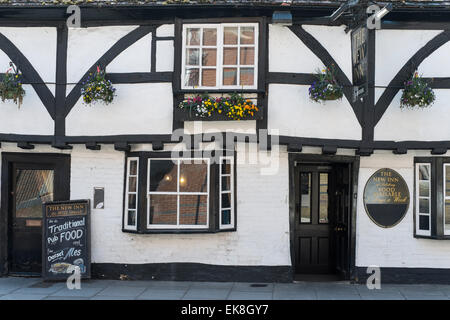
<box><xmin>228</xmin><ymin>291</ymin><xmax>273</xmax><ymax>300</ymax></box>
<box><xmin>50</xmin><ymin>287</ymin><xmax>104</xmax><ymax>297</ymax></box>
<box><xmin>90</xmin><ymin>296</ymin><xmax>136</xmax><ymax>300</ymax></box>
<box><xmin>190</xmin><ymin>282</ymin><xmax>234</xmax><ymax>290</ymax></box>
<box><xmin>96</xmin><ymin>285</ymin><xmax>147</xmax><ymax>297</ymax></box>
<box><xmin>0</xmin><ymin>293</ymin><xmax>47</xmax><ymax>300</ymax></box>
<box><xmin>182</xmin><ymin>288</ymin><xmax>231</xmax><ymax>300</ymax></box>
<box><xmin>231</xmin><ymin>283</ymin><xmax>274</xmax><ymax>292</ymax></box>
<box><xmin>137</xmin><ymin>288</ymin><xmax>187</xmax><ymax>300</ymax></box>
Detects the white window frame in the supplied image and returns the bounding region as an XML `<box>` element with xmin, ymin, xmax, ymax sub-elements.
<box><xmin>181</xmin><ymin>23</ymin><xmax>259</xmax><ymax>90</ymax></box>
<box><xmin>416</xmin><ymin>163</ymin><xmax>431</xmax><ymax>237</ymax></box>
<box><xmin>443</xmin><ymin>164</ymin><xmax>450</xmax><ymax>235</ymax></box>
<box><xmin>219</xmin><ymin>156</ymin><xmax>235</xmax><ymax>230</ymax></box>
<box><xmin>146</xmin><ymin>158</ymin><xmax>210</xmax><ymax>229</ymax></box>
<box><xmin>124</xmin><ymin>157</ymin><xmax>139</xmax><ymax>231</ymax></box>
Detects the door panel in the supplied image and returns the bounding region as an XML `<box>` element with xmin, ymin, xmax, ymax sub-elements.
<box><xmin>295</xmin><ymin>166</ymin><xmax>333</xmax><ymax>274</ymax></box>
<box><xmin>10</xmin><ymin>167</ymin><xmax>54</xmax><ymax>274</ymax></box>
<box><xmin>4</xmin><ymin>154</ymin><xmax>70</xmax><ymax>276</ymax></box>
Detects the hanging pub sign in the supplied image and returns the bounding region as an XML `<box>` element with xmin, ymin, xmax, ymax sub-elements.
<box><xmin>351</xmin><ymin>24</ymin><xmax>369</xmax><ymax>102</ymax></box>
<box><xmin>364</xmin><ymin>168</ymin><xmax>410</xmax><ymax>228</ymax></box>
<box><xmin>42</xmin><ymin>200</ymin><xmax>91</xmax><ymax>280</ymax></box>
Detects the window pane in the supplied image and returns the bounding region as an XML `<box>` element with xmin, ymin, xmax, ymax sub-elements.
<box><xmin>224</xmin><ymin>27</ymin><xmax>238</xmax><ymax>45</ymax></box>
<box><xmin>184</xmin><ymin>68</ymin><xmax>199</xmax><ymax>87</ymax></box>
<box><xmin>445</xmin><ymin>200</ymin><xmax>450</xmax><ymax>231</ymax></box>
<box><xmin>240</xmin><ymin>68</ymin><xmax>254</xmax><ymax>86</ymax></box>
<box><xmin>186</xmin><ymin>48</ymin><xmax>199</xmax><ymax>65</ymax></box>
<box><xmin>202</xmin><ymin>48</ymin><xmax>217</xmax><ymax>66</ymax></box>
<box><xmin>419</xmin><ymin>215</ymin><xmax>430</xmax><ymax>231</ymax></box>
<box><xmin>240</xmin><ymin>47</ymin><xmax>254</xmax><ymax>65</ymax></box>
<box><xmin>222</xmin><ymin>176</ymin><xmax>231</xmax><ymax>191</ymax></box>
<box><xmin>203</xmin><ymin>28</ymin><xmax>217</xmax><ymax>46</ymax></box>
<box><xmin>223</xmin><ymin>68</ymin><xmax>237</xmax><ymax>85</ymax></box>
<box><xmin>127</xmin><ymin>210</ymin><xmax>136</xmax><ymax>226</ymax></box>
<box><xmin>319</xmin><ymin>173</ymin><xmax>329</xmax><ymax>224</ymax></box>
<box><xmin>221</xmin><ymin>193</ymin><xmax>231</xmax><ymax>209</ymax></box>
<box><xmin>129</xmin><ymin>160</ymin><xmax>137</xmax><ymax>176</ymax></box>
<box><xmin>419</xmin><ymin>198</ymin><xmax>429</xmax><ymax>214</ymax></box>
<box><xmin>15</xmin><ymin>170</ymin><xmax>54</xmax><ymax>218</ymax></box>
<box><xmin>202</xmin><ymin>69</ymin><xmax>216</xmax><ymax>87</ymax></box>
<box><xmin>128</xmin><ymin>194</ymin><xmax>136</xmax><ymax>209</ymax></box>
<box><xmin>418</xmin><ymin>181</ymin><xmax>429</xmax><ymax>197</ymax></box>
<box><xmin>223</xmin><ymin>47</ymin><xmax>238</xmax><ymax>65</ymax></box>
<box><xmin>180</xmin><ymin>161</ymin><xmax>208</xmax><ymax>193</ymax></box>
<box><xmin>240</xmin><ymin>26</ymin><xmax>255</xmax><ymax>44</ymax></box>
<box><xmin>148</xmin><ymin>194</ymin><xmax>177</xmax><ymax>225</ymax></box>
<box><xmin>418</xmin><ymin>165</ymin><xmax>430</xmax><ymax>181</ymax></box>
<box><xmin>221</xmin><ymin>209</ymin><xmax>231</xmax><ymax>225</ymax></box>
<box><xmin>221</xmin><ymin>161</ymin><xmax>231</xmax><ymax>174</ymax></box>
<box><xmin>179</xmin><ymin>195</ymin><xmax>208</xmax><ymax>225</ymax></box>
<box><xmin>186</xmin><ymin>28</ymin><xmax>200</xmax><ymax>45</ymax></box>
<box><xmin>128</xmin><ymin>177</ymin><xmax>137</xmax><ymax>193</ymax></box>
<box><xmin>149</xmin><ymin>160</ymin><xmax>178</xmax><ymax>192</ymax></box>
<box><xmin>300</xmin><ymin>173</ymin><xmax>311</xmax><ymax>223</ymax></box>
<box><xmin>446</xmin><ymin>166</ymin><xmax>450</xmax><ymax>197</ymax></box>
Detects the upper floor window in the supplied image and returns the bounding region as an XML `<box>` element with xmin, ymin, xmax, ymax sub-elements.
<box><xmin>182</xmin><ymin>23</ymin><xmax>258</xmax><ymax>90</ymax></box>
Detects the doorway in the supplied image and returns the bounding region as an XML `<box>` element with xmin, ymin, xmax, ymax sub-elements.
<box><xmin>0</xmin><ymin>153</ymin><xmax>70</xmax><ymax>276</ymax></box>
<box><xmin>289</xmin><ymin>154</ymin><xmax>359</xmax><ymax>281</ymax></box>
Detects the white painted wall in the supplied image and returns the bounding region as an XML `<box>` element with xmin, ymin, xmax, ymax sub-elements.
<box><xmin>356</xmin><ymin>150</ymin><xmax>450</xmax><ymax>268</ymax></box>
<box><xmin>375</xmin><ymin>89</ymin><xmax>450</xmax><ymax>141</ymax></box>
<box><xmin>67</xmin><ymin>26</ymin><xmax>138</xmax><ymax>84</ymax></box>
<box><xmin>374</xmin><ymin>29</ymin><xmax>450</xmax><ymax>142</ymax></box>
<box><xmin>70</xmin><ymin>144</ymin><xmax>290</xmax><ymax>266</ymax></box>
<box><xmin>269</xmin><ymin>24</ymin><xmax>324</xmax><ymax>74</ymax></box>
<box><xmin>0</xmin><ymin>84</ymin><xmax>54</xmax><ymax>135</ymax></box>
<box><xmin>66</xmin><ymin>83</ymin><xmax>173</xmax><ymax>136</ymax></box>
<box><xmin>268</xmin><ymin>84</ymin><xmax>361</xmax><ymax>140</ymax></box>
<box><xmin>0</xmin><ymin>27</ymin><xmax>57</xmax><ymax>87</ymax></box>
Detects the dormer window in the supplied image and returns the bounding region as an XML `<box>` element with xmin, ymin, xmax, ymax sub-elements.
<box><xmin>181</xmin><ymin>23</ymin><xmax>258</xmax><ymax>90</ymax></box>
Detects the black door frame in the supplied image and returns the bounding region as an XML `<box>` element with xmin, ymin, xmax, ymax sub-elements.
<box><xmin>288</xmin><ymin>153</ymin><xmax>360</xmax><ymax>281</ymax></box>
<box><xmin>0</xmin><ymin>152</ymin><xmax>71</xmax><ymax>276</ymax></box>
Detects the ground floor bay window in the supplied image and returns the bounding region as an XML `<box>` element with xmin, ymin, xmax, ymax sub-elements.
<box><xmin>123</xmin><ymin>151</ymin><xmax>235</xmax><ymax>233</ymax></box>
<box><xmin>414</xmin><ymin>157</ymin><xmax>450</xmax><ymax>238</ymax></box>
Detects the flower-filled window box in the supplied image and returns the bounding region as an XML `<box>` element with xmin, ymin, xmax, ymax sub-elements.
<box><xmin>309</xmin><ymin>66</ymin><xmax>343</xmax><ymax>103</ymax></box>
<box><xmin>0</xmin><ymin>62</ymin><xmax>25</xmax><ymax>108</ymax></box>
<box><xmin>175</xmin><ymin>92</ymin><xmax>262</xmax><ymax>121</ymax></box>
<box><xmin>81</xmin><ymin>66</ymin><xmax>116</xmax><ymax>105</ymax></box>
<box><xmin>400</xmin><ymin>72</ymin><xmax>435</xmax><ymax>109</ymax></box>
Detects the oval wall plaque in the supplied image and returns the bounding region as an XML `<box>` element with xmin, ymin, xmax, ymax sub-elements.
<box><xmin>363</xmin><ymin>168</ymin><xmax>410</xmax><ymax>228</ymax></box>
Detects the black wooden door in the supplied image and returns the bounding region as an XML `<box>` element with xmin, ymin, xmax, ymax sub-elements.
<box><xmin>294</xmin><ymin>165</ymin><xmax>334</xmax><ymax>274</ymax></box>
<box><xmin>332</xmin><ymin>164</ymin><xmax>351</xmax><ymax>279</ymax></box>
<box><xmin>6</xmin><ymin>154</ymin><xmax>70</xmax><ymax>276</ymax></box>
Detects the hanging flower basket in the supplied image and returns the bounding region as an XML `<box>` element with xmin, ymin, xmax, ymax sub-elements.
<box><xmin>309</xmin><ymin>66</ymin><xmax>343</xmax><ymax>103</ymax></box>
<box><xmin>177</xmin><ymin>93</ymin><xmax>260</xmax><ymax>121</ymax></box>
<box><xmin>0</xmin><ymin>62</ymin><xmax>25</xmax><ymax>108</ymax></box>
<box><xmin>400</xmin><ymin>72</ymin><xmax>435</xmax><ymax>109</ymax></box>
<box><xmin>81</xmin><ymin>66</ymin><xmax>116</xmax><ymax>105</ymax></box>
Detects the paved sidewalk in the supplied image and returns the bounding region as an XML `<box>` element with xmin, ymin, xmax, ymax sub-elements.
<box><xmin>0</xmin><ymin>277</ymin><xmax>449</xmax><ymax>300</ymax></box>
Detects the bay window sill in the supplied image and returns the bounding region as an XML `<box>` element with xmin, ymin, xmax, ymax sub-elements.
<box><xmin>122</xmin><ymin>227</ymin><xmax>236</xmax><ymax>234</ymax></box>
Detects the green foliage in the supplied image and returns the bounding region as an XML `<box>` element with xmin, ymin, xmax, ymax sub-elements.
<box><xmin>0</xmin><ymin>62</ymin><xmax>25</xmax><ymax>108</ymax></box>
<box><xmin>400</xmin><ymin>72</ymin><xmax>435</xmax><ymax>109</ymax></box>
<box><xmin>309</xmin><ymin>65</ymin><xmax>343</xmax><ymax>103</ymax></box>
<box><xmin>81</xmin><ymin>66</ymin><xmax>116</xmax><ymax>105</ymax></box>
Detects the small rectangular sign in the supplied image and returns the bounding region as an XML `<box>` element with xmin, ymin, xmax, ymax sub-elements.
<box><xmin>42</xmin><ymin>199</ymin><xmax>91</xmax><ymax>280</ymax></box>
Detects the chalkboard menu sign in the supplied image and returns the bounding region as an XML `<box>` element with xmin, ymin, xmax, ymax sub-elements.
<box><xmin>364</xmin><ymin>168</ymin><xmax>410</xmax><ymax>228</ymax></box>
<box><xmin>42</xmin><ymin>200</ymin><xmax>90</xmax><ymax>280</ymax></box>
